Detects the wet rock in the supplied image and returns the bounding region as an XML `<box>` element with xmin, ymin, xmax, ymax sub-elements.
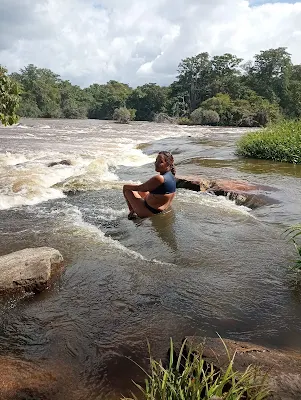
<box><xmin>12</xmin><ymin>178</ymin><xmax>40</xmax><ymax>193</ymax></box>
<box><xmin>0</xmin><ymin>356</ymin><xmax>76</xmax><ymax>400</ymax></box>
<box><xmin>48</xmin><ymin>159</ymin><xmax>72</xmax><ymax>167</ymax></box>
<box><xmin>176</xmin><ymin>175</ymin><xmax>275</xmax><ymax>209</ymax></box>
<box><xmin>208</xmin><ymin>179</ymin><xmax>258</xmax><ymax>195</ymax></box>
<box><xmin>186</xmin><ymin>336</ymin><xmax>301</xmax><ymax>400</ymax></box>
<box><xmin>176</xmin><ymin>176</ymin><xmax>211</xmax><ymax>192</ymax></box>
<box><xmin>0</xmin><ymin>247</ymin><xmax>64</xmax><ymax>295</ymax></box>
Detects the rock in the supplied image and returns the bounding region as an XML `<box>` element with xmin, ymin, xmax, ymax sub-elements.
<box><xmin>186</xmin><ymin>337</ymin><xmax>301</xmax><ymax>400</ymax></box>
<box><xmin>209</xmin><ymin>179</ymin><xmax>258</xmax><ymax>195</ymax></box>
<box><xmin>176</xmin><ymin>176</ymin><xmax>211</xmax><ymax>192</ymax></box>
<box><xmin>0</xmin><ymin>355</ymin><xmax>75</xmax><ymax>400</ymax></box>
<box><xmin>0</xmin><ymin>247</ymin><xmax>64</xmax><ymax>295</ymax></box>
<box><xmin>48</xmin><ymin>159</ymin><xmax>72</xmax><ymax>167</ymax></box>
<box><xmin>176</xmin><ymin>175</ymin><xmax>276</xmax><ymax>209</ymax></box>
<box><xmin>0</xmin><ymin>356</ymin><xmax>60</xmax><ymax>400</ymax></box>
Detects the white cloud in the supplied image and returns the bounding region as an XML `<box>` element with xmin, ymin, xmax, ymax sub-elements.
<box><xmin>0</xmin><ymin>0</ymin><xmax>300</xmax><ymax>87</ymax></box>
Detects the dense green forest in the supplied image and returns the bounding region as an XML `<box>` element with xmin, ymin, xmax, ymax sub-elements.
<box><xmin>1</xmin><ymin>47</ymin><xmax>301</xmax><ymax>127</ymax></box>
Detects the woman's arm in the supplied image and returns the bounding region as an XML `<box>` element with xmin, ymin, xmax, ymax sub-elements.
<box><xmin>123</xmin><ymin>175</ymin><xmax>164</xmax><ymax>192</ymax></box>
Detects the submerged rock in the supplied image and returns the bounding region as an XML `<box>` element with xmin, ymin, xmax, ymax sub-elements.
<box><xmin>48</xmin><ymin>159</ymin><xmax>72</xmax><ymax>167</ymax></box>
<box><xmin>176</xmin><ymin>175</ymin><xmax>276</xmax><ymax>209</ymax></box>
<box><xmin>0</xmin><ymin>356</ymin><xmax>76</xmax><ymax>400</ymax></box>
<box><xmin>185</xmin><ymin>337</ymin><xmax>301</xmax><ymax>400</ymax></box>
<box><xmin>0</xmin><ymin>247</ymin><xmax>64</xmax><ymax>295</ymax></box>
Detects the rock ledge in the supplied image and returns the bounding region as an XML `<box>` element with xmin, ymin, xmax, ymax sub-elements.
<box><xmin>0</xmin><ymin>247</ymin><xmax>64</xmax><ymax>295</ymax></box>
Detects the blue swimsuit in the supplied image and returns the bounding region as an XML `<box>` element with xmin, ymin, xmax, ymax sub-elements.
<box><xmin>145</xmin><ymin>171</ymin><xmax>176</xmax><ymax>214</ymax></box>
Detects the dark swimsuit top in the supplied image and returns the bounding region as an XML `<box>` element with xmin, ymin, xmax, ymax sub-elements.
<box><xmin>150</xmin><ymin>171</ymin><xmax>176</xmax><ymax>195</ymax></box>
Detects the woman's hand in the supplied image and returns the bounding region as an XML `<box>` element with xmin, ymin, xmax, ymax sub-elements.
<box><xmin>124</xmin><ymin>175</ymin><xmax>163</xmax><ymax>193</ymax></box>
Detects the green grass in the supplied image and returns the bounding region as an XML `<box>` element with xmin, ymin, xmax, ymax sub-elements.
<box><xmin>284</xmin><ymin>224</ymin><xmax>301</xmax><ymax>271</ymax></box>
<box><xmin>236</xmin><ymin>120</ymin><xmax>301</xmax><ymax>164</ymax></box>
<box><xmin>123</xmin><ymin>339</ymin><xmax>269</xmax><ymax>400</ymax></box>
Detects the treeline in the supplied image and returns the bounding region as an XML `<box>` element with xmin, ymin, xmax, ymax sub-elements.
<box><xmin>8</xmin><ymin>47</ymin><xmax>301</xmax><ymax>127</ymax></box>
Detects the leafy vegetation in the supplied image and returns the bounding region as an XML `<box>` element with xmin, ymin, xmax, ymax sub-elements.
<box><xmin>284</xmin><ymin>224</ymin><xmax>301</xmax><ymax>271</ymax></box>
<box><xmin>123</xmin><ymin>339</ymin><xmax>268</xmax><ymax>400</ymax></box>
<box><xmin>190</xmin><ymin>107</ymin><xmax>220</xmax><ymax>125</ymax></box>
<box><xmin>113</xmin><ymin>107</ymin><xmax>132</xmax><ymax>124</ymax></box>
<box><xmin>2</xmin><ymin>47</ymin><xmax>301</xmax><ymax>127</ymax></box>
<box><xmin>236</xmin><ymin>120</ymin><xmax>301</xmax><ymax>163</ymax></box>
<box><xmin>127</xmin><ymin>84</ymin><xmax>168</xmax><ymax>121</ymax></box>
<box><xmin>0</xmin><ymin>67</ymin><xmax>21</xmax><ymax>125</ymax></box>
<box><xmin>178</xmin><ymin>117</ymin><xmax>191</xmax><ymax>125</ymax></box>
<box><xmin>87</xmin><ymin>80</ymin><xmax>131</xmax><ymax>120</ymax></box>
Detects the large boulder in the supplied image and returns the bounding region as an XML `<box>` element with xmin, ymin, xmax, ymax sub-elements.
<box><xmin>0</xmin><ymin>247</ymin><xmax>64</xmax><ymax>295</ymax></box>
<box><xmin>186</xmin><ymin>337</ymin><xmax>301</xmax><ymax>400</ymax></box>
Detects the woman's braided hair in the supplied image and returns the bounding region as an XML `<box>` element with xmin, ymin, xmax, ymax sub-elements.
<box><xmin>159</xmin><ymin>151</ymin><xmax>176</xmax><ymax>176</ymax></box>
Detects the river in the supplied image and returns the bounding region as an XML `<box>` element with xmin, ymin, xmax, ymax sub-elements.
<box><xmin>0</xmin><ymin>119</ymin><xmax>301</xmax><ymax>399</ymax></box>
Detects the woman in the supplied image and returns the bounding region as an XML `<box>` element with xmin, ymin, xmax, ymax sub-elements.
<box><xmin>123</xmin><ymin>151</ymin><xmax>176</xmax><ymax>219</ymax></box>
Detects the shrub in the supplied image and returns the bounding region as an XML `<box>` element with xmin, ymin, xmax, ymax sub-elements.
<box><xmin>190</xmin><ymin>108</ymin><xmax>220</xmax><ymax>125</ymax></box>
<box><xmin>123</xmin><ymin>338</ymin><xmax>268</xmax><ymax>400</ymax></box>
<box><xmin>200</xmin><ymin>109</ymin><xmax>220</xmax><ymax>125</ymax></box>
<box><xmin>128</xmin><ymin>108</ymin><xmax>136</xmax><ymax>121</ymax></box>
<box><xmin>113</xmin><ymin>107</ymin><xmax>131</xmax><ymax>124</ymax></box>
<box><xmin>199</xmin><ymin>92</ymin><xmax>281</xmax><ymax>127</ymax></box>
<box><xmin>201</xmin><ymin>93</ymin><xmax>232</xmax><ymax>125</ymax></box>
<box><xmin>177</xmin><ymin>117</ymin><xmax>191</xmax><ymax>125</ymax></box>
<box><xmin>236</xmin><ymin>120</ymin><xmax>301</xmax><ymax>163</ymax></box>
<box><xmin>190</xmin><ymin>108</ymin><xmax>203</xmax><ymax>125</ymax></box>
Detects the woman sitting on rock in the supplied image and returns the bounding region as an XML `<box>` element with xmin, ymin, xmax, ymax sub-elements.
<box><xmin>123</xmin><ymin>151</ymin><xmax>176</xmax><ymax>219</ymax></box>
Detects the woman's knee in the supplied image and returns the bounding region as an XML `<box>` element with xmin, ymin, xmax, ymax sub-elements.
<box><xmin>123</xmin><ymin>186</ymin><xmax>130</xmax><ymax>196</ymax></box>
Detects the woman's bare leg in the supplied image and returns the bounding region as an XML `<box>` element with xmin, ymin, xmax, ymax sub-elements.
<box><xmin>138</xmin><ymin>191</ymin><xmax>149</xmax><ymax>199</ymax></box>
<box><xmin>123</xmin><ymin>186</ymin><xmax>134</xmax><ymax>212</ymax></box>
<box><xmin>123</xmin><ymin>187</ymin><xmax>153</xmax><ymax>218</ymax></box>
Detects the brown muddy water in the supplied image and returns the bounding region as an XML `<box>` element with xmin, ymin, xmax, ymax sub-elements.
<box><xmin>0</xmin><ymin>119</ymin><xmax>301</xmax><ymax>399</ymax></box>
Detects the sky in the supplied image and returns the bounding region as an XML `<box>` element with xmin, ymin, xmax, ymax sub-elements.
<box><xmin>0</xmin><ymin>0</ymin><xmax>300</xmax><ymax>88</ymax></box>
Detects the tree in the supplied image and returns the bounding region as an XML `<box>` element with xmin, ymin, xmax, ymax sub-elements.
<box><xmin>170</xmin><ymin>53</ymin><xmax>247</xmax><ymax>115</ymax></box>
<box><xmin>60</xmin><ymin>80</ymin><xmax>90</xmax><ymax>119</ymax></box>
<box><xmin>210</xmin><ymin>54</ymin><xmax>246</xmax><ymax>99</ymax></box>
<box><xmin>0</xmin><ymin>66</ymin><xmax>21</xmax><ymax>125</ymax></box>
<box><xmin>285</xmin><ymin>65</ymin><xmax>301</xmax><ymax>118</ymax></box>
<box><xmin>12</xmin><ymin>64</ymin><xmax>62</xmax><ymax>118</ymax></box>
<box><xmin>170</xmin><ymin>52</ymin><xmax>212</xmax><ymax>114</ymax></box>
<box><xmin>244</xmin><ymin>48</ymin><xmax>292</xmax><ymax>108</ymax></box>
<box><xmin>200</xmin><ymin>91</ymin><xmax>280</xmax><ymax>127</ymax></box>
<box><xmin>87</xmin><ymin>80</ymin><xmax>132</xmax><ymax>120</ymax></box>
<box><xmin>127</xmin><ymin>84</ymin><xmax>167</xmax><ymax>121</ymax></box>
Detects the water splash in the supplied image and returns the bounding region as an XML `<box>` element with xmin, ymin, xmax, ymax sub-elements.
<box><xmin>176</xmin><ymin>189</ymin><xmax>252</xmax><ymax>216</ymax></box>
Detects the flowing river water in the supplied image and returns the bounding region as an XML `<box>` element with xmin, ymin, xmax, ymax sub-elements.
<box><xmin>0</xmin><ymin>119</ymin><xmax>301</xmax><ymax>399</ymax></box>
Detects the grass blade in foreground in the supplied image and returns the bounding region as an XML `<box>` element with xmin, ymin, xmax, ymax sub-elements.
<box><xmin>284</xmin><ymin>224</ymin><xmax>301</xmax><ymax>272</ymax></box>
<box><xmin>123</xmin><ymin>338</ymin><xmax>269</xmax><ymax>400</ymax></box>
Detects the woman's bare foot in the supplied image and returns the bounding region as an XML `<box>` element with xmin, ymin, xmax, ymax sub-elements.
<box><xmin>128</xmin><ymin>211</ymin><xmax>138</xmax><ymax>220</ymax></box>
